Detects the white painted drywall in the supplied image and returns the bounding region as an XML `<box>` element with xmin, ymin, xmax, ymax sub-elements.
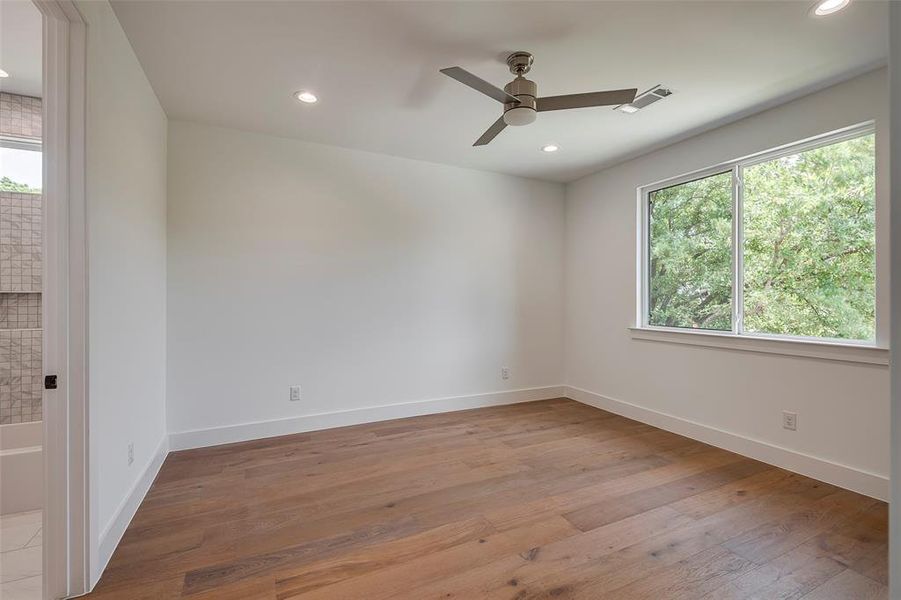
<box><xmin>79</xmin><ymin>0</ymin><xmax>168</xmax><ymax>566</ymax></box>
<box><xmin>166</xmin><ymin>122</ymin><xmax>564</xmax><ymax>436</ymax></box>
<box><xmin>565</xmin><ymin>69</ymin><xmax>890</xmax><ymax>488</ymax></box>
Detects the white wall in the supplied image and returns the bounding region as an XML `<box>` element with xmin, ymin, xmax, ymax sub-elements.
<box><xmin>166</xmin><ymin>121</ymin><xmax>564</xmax><ymax>442</ymax></box>
<box><xmin>79</xmin><ymin>0</ymin><xmax>168</xmax><ymax>581</ymax></box>
<box><xmin>565</xmin><ymin>68</ymin><xmax>890</xmax><ymax>498</ymax></box>
<box><xmin>888</xmin><ymin>3</ymin><xmax>900</xmax><ymax>594</ymax></box>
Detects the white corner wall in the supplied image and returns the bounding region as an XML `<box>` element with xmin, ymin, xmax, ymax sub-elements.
<box><xmin>166</xmin><ymin>122</ymin><xmax>565</xmax><ymax>447</ymax></box>
<box><xmin>888</xmin><ymin>4</ymin><xmax>900</xmax><ymax>595</ymax></box>
<box><xmin>564</xmin><ymin>68</ymin><xmax>890</xmax><ymax>500</ymax></box>
<box><xmin>79</xmin><ymin>0</ymin><xmax>168</xmax><ymax>583</ymax></box>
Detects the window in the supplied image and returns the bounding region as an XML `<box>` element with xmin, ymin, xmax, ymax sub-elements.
<box><xmin>0</xmin><ymin>143</ymin><xmax>42</xmax><ymax>193</ymax></box>
<box><xmin>648</xmin><ymin>171</ymin><xmax>733</xmax><ymax>330</ymax></box>
<box><xmin>642</xmin><ymin>124</ymin><xmax>876</xmax><ymax>343</ymax></box>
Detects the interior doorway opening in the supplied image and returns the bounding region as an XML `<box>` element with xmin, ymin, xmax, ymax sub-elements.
<box><xmin>0</xmin><ymin>1</ymin><xmax>46</xmax><ymax>597</ymax></box>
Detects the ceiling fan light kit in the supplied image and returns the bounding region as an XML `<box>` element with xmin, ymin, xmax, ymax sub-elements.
<box><xmin>440</xmin><ymin>51</ymin><xmax>638</xmax><ymax>146</ymax></box>
<box><xmin>502</xmin><ymin>52</ymin><xmax>538</xmax><ymax>126</ymax></box>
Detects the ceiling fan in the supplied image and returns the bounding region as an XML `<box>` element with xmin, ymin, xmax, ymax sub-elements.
<box><xmin>440</xmin><ymin>51</ymin><xmax>638</xmax><ymax>146</ymax></box>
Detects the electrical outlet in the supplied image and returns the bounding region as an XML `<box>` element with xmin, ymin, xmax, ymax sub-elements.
<box><xmin>289</xmin><ymin>385</ymin><xmax>302</xmax><ymax>401</ymax></box>
<box><xmin>127</xmin><ymin>442</ymin><xmax>134</xmax><ymax>466</ymax></box>
<box><xmin>782</xmin><ymin>411</ymin><xmax>797</xmax><ymax>431</ymax></box>
<box><xmin>501</xmin><ymin>367</ymin><xmax>510</xmax><ymax>380</ymax></box>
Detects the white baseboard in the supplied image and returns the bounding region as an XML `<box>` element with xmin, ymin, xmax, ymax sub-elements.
<box><xmin>564</xmin><ymin>385</ymin><xmax>889</xmax><ymax>502</ymax></box>
<box><xmin>94</xmin><ymin>434</ymin><xmax>169</xmax><ymax>587</ymax></box>
<box><xmin>95</xmin><ymin>384</ymin><xmax>884</xmax><ymax>592</ymax></box>
<box><xmin>89</xmin><ymin>386</ymin><xmax>563</xmax><ymax>588</ymax></box>
<box><xmin>169</xmin><ymin>385</ymin><xmax>566</xmax><ymax>451</ymax></box>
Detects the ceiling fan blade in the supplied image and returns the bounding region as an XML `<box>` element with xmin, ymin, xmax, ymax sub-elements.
<box><xmin>473</xmin><ymin>116</ymin><xmax>507</xmax><ymax>146</ymax></box>
<box><xmin>440</xmin><ymin>67</ymin><xmax>521</xmax><ymax>105</ymax></box>
<box><xmin>537</xmin><ymin>88</ymin><xmax>638</xmax><ymax>112</ymax></box>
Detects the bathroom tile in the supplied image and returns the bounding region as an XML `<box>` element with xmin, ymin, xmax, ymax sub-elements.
<box><xmin>0</xmin><ymin>515</ymin><xmax>43</xmax><ymax>597</ymax></box>
<box><xmin>0</xmin><ymin>522</ymin><xmax>41</xmax><ymax>553</ymax></box>
<box><xmin>0</xmin><ymin>511</ymin><xmax>41</xmax><ymax>554</ymax></box>
<box><xmin>0</xmin><ymin>574</ymin><xmax>42</xmax><ymax>600</ymax></box>
<box><xmin>0</xmin><ymin>326</ymin><xmax>42</xmax><ymax>423</ymax></box>
<box><xmin>0</xmin><ymin>192</ymin><xmax>43</xmax><ymax>293</ymax></box>
<box><xmin>24</xmin><ymin>529</ymin><xmax>41</xmax><ymax>549</ymax></box>
<box><xmin>0</xmin><ymin>95</ymin><xmax>43</xmax><ymax>424</ymax></box>
<box><xmin>0</xmin><ymin>545</ymin><xmax>42</xmax><ymax>583</ymax></box>
<box><xmin>0</xmin><ymin>93</ymin><xmax>41</xmax><ymax>140</ymax></box>
<box><xmin>0</xmin><ymin>295</ymin><xmax>41</xmax><ymax>329</ymax></box>
<box><xmin>0</xmin><ymin>522</ymin><xmax>40</xmax><ymax>553</ymax></box>
<box><xmin>0</xmin><ymin>511</ymin><xmax>41</xmax><ymax>534</ymax></box>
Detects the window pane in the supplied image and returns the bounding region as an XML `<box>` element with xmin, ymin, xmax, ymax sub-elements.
<box><xmin>742</xmin><ymin>134</ymin><xmax>875</xmax><ymax>340</ymax></box>
<box><xmin>648</xmin><ymin>171</ymin><xmax>733</xmax><ymax>330</ymax></box>
<box><xmin>0</xmin><ymin>147</ymin><xmax>42</xmax><ymax>193</ymax></box>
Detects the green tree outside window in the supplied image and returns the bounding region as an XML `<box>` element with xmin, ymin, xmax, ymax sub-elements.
<box><xmin>647</xmin><ymin>132</ymin><xmax>875</xmax><ymax>341</ymax></box>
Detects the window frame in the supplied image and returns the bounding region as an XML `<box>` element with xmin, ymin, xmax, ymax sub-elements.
<box><xmin>1</xmin><ymin>134</ymin><xmax>42</xmax><ymax>152</ymax></box>
<box><xmin>637</xmin><ymin>121</ymin><xmax>880</xmax><ymax>353</ymax></box>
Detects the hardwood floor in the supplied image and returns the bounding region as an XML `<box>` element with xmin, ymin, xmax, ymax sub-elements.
<box><xmin>84</xmin><ymin>398</ymin><xmax>887</xmax><ymax>599</ymax></box>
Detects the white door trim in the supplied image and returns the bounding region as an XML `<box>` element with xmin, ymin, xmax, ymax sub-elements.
<box><xmin>33</xmin><ymin>1</ymin><xmax>89</xmax><ymax>598</ymax></box>
<box><xmin>889</xmin><ymin>3</ymin><xmax>900</xmax><ymax>599</ymax></box>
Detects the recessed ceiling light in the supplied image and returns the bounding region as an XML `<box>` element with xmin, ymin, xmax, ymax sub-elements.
<box><xmin>618</xmin><ymin>105</ymin><xmax>640</xmax><ymax>114</ymax></box>
<box><xmin>294</xmin><ymin>91</ymin><xmax>318</xmax><ymax>104</ymax></box>
<box><xmin>0</xmin><ymin>69</ymin><xmax>8</xmax><ymax>78</ymax></box>
<box><xmin>540</xmin><ymin>144</ymin><xmax>559</xmax><ymax>153</ymax></box>
<box><xmin>811</xmin><ymin>0</ymin><xmax>850</xmax><ymax>16</ymax></box>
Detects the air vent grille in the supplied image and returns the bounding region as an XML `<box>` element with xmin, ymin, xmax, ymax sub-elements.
<box><xmin>615</xmin><ymin>85</ymin><xmax>673</xmax><ymax>113</ymax></box>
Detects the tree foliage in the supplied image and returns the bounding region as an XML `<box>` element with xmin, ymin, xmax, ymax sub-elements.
<box><xmin>648</xmin><ymin>134</ymin><xmax>875</xmax><ymax>340</ymax></box>
<box><xmin>743</xmin><ymin>135</ymin><xmax>875</xmax><ymax>340</ymax></box>
<box><xmin>0</xmin><ymin>176</ymin><xmax>41</xmax><ymax>193</ymax></box>
<box><xmin>649</xmin><ymin>171</ymin><xmax>732</xmax><ymax>330</ymax></box>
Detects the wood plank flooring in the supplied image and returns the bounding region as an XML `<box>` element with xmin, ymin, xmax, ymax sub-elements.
<box><xmin>84</xmin><ymin>398</ymin><xmax>887</xmax><ymax>599</ymax></box>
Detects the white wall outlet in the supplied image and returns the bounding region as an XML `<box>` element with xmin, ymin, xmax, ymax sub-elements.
<box><xmin>127</xmin><ymin>442</ymin><xmax>134</xmax><ymax>466</ymax></box>
<box><xmin>289</xmin><ymin>385</ymin><xmax>302</xmax><ymax>402</ymax></box>
<box><xmin>501</xmin><ymin>367</ymin><xmax>510</xmax><ymax>380</ymax></box>
<box><xmin>782</xmin><ymin>411</ymin><xmax>798</xmax><ymax>431</ymax></box>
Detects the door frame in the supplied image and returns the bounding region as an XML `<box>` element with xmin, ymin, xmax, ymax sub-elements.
<box><xmin>33</xmin><ymin>1</ymin><xmax>89</xmax><ymax>598</ymax></box>
<box><xmin>890</xmin><ymin>4</ymin><xmax>900</xmax><ymax>599</ymax></box>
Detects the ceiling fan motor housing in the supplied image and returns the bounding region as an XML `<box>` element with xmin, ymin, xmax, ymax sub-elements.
<box><xmin>503</xmin><ymin>76</ymin><xmax>537</xmax><ymax>126</ymax></box>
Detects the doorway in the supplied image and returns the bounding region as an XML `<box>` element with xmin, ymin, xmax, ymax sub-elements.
<box><xmin>0</xmin><ymin>1</ymin><xmax>88</xmax><ymax>599</ymax></box>
<box><xmin>0</xmin><ymin>2</ymin><xmax>47</xmax><ymax>597</ymax></box>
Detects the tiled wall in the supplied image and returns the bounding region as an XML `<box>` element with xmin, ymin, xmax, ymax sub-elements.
<box><xmin>0</xmin><ymin>330</ymin><xmax>42</xmax><ymax>423</ymax></box>
<box><xmin>0</xmin><ymin>93</ymin><xmax>42</xmax><ymax>139</ymax></box>
<box><xmin>0</xmin><ymin>94</ymin><xmax>42</xmax><ymax>425</ymax></box>
<box><xmin>0</xmin><ymin>193</ymin><xmax>42</xmax><ymax>292</ymax></box>
<box><xmin>0</xmin><ymin>294</ymin><xmax>41</xmax><ymax>329</ymax></box>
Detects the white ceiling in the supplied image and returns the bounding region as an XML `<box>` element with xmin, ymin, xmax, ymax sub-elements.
<box><xmin>0</xmin><ymin>0</ymin><xmax>42</xmax><ymax>98</ymax></box>
<box><xmin>111</xmin><ymin>1</ymin><xmax>887</xmax><ymax>183</ymax></box>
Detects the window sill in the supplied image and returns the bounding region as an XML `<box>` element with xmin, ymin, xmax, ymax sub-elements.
<box><xmin>629</xmin><ymin>327</ymin><xmax>888</xmax><ymax>366</ymax></box>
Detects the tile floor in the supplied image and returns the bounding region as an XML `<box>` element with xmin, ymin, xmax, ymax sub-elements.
<box><xmin>0</xmin><ymin>510</ymin><xmax>42</xmax><ymax>599</ymax></box>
